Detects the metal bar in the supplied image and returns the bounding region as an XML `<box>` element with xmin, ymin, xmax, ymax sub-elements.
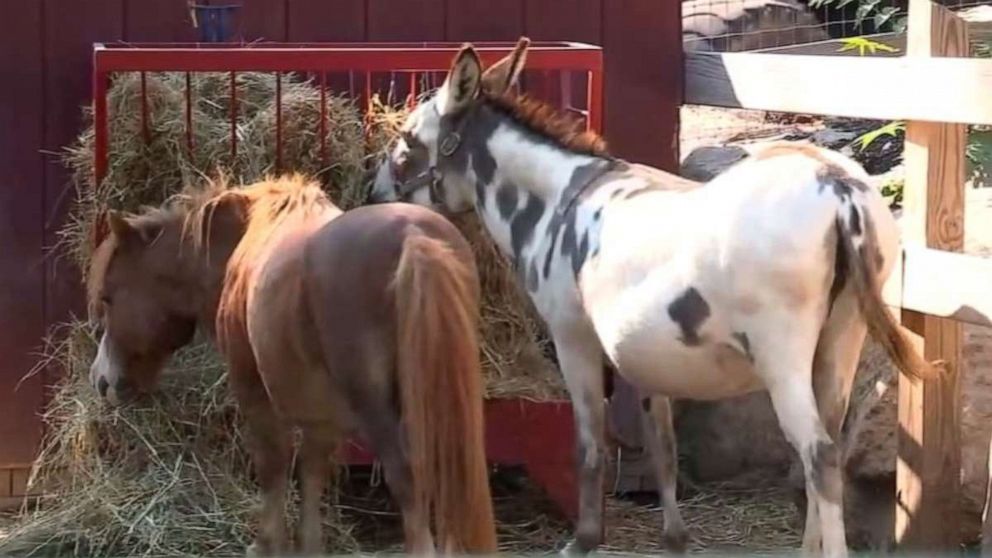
<box><xmin>93</xmin><ymin>70</ymin><xmax>109</xmax><ymax>187</ymax></box>
<box><xmin>365</xmin><ymin>71</ymin><xmax>372</xmax><ymax>114</ymax></box>
<box><xmin>408</xmin><ymin>71</ymin><xmax>417</xmax><ymax>107</ymax></box>
<box><xmin>140</xmin><ymin>72</ymin><xmax>151</xmax><ymax>144</ymax></box>
<box><xmin>230</xmin><ymin>71</ymin><xmax>237</xmax><ymax>161</ymax></box>
<box><xmin>275</xmin><ymin>71</ymin><xmax>282</xmax><ymax>174</ymax></box>
<box><xmin>95</xmin><ymin>40</ymin><xmax>599</xmax><ymax>50</ymax></box>
<box><xmin>588</xmin><ymin>69</ymin><xmax>604</xmax><ymax>133</ymax></box>
<box><xmin>93</xmin><ymin>47</ymin><xmax>602</xmax><ymax>73</ymax></box>
<box><xmin>319</xmin><ymin>71</ymin><xmax>327</xmax><ymax>166</ymax></box>
<box><xmin>185</xmin><ymin>72</ymin><xmax>194</xmax><ymax>152</ymax></box>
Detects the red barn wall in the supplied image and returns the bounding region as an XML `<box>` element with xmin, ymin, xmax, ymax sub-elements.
<box><xmin>0</xmin><ymin>0</ymin><xmax>682</xmax><ymax>477</ymax></box>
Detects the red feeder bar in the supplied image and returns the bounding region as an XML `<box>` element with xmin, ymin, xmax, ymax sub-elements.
<box><xmin>91</xmin><ymin>40</ymin><xmax>604</xmax><ymax>521</ymax></box>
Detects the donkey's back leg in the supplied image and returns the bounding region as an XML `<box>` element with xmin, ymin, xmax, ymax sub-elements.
<box><xmin>805</xmin><ymin>288</ymin><xmax>870</xmax><ymax>552</ymax></box>
<box><xmin>640</xmin><ymin>394</ymin><xmax>688</xmax><ymax>552</ymax></box>
<box><xmin>746</xmin><ymin>309</ymin><xmax>849</xmax><ymax>558</ymax></box>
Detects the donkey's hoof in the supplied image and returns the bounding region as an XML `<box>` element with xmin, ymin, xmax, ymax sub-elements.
<box><xmin>560</xmin><ymin>538</ymin><xmax>596</xmax><ymax>556</ymax></box>
<box><xmin>662</xmin><ymin>529</ymin><xmax>689</xmax><ymax>553</ymax></box>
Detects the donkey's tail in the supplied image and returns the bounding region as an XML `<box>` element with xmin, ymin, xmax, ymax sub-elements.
<box><xmin>836</xmin><ymin>190</ymin><xmax>942</xmax><ymax>382</ymax></box>
<box><xmin>392</xmin><ymin>226</ymin><xmax>497</xmax><ymax>553</ymax></box>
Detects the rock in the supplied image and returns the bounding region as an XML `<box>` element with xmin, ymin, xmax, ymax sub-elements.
<box><xmin>676</xmin><ymin>392</ymin><xmax>792</xmax><ymax>482</ymax></box>
<box><xmin>811</xmin><ymin>128</ymin><xmax>856</xmax><ymax>150</ymax></box>
<box><xmin>679</xmin><ymin>145</ymin><xmax>749</xmax><ymax>182</ymax></box>
<box><xmin>682</xmin><ymin>0</ymin><xmax>829</xmax><ymax>52</ymax></box>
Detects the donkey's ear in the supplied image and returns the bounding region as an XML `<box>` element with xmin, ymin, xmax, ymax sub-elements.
<box><xmin>482</xmin><ymin>37</ymin><xmax>530</xmax><ymax>96</ymax></box>
<box><xmin>438</xmin><ymin>44</ymin><xmax>482</xmax><ymax>115</ymax></box>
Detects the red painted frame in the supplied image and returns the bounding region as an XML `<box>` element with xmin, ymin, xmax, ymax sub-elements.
<box><xmin>92</xmin><ymin>41</ymin><xmax>603</xmax><ymax>186</ymax></box>
<box><xmin>90</xmin><ymin>40</ymin><xmax>604</xmax><ymax>521</ymax></box>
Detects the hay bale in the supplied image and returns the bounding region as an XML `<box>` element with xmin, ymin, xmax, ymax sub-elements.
<box><xmin>0</xmin><ymin>322</ymin><xmax>359</xmax><ymax>556</ymax></box>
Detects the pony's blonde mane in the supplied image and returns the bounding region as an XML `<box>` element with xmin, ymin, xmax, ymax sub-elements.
<box><xmin>211</xmin><ymin>174</ymin><xmax>334</xmax><ymax>350</ymax></box>
<box><xmin>87</xmin><ymin>174</ymin><xmax>334</xmax><ymax>333</ymax></box>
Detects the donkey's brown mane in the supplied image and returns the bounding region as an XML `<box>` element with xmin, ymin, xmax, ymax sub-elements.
<box><xmin>482</xmin><ymin>92</ymin><xmax>610</xmax><ymax>157</ymax></box>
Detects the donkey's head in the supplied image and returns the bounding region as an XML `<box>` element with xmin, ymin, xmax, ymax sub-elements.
<box><xmin>87</xmin><ymin>211</ymin><xmax>200</xmax><ymax>405</ymax></box>
<box><xmin>369</xmin><ymin>37</ymin><xmax>531</xmax><ymax>212</ymax></box>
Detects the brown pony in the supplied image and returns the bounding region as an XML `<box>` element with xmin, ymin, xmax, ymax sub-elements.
<box><xmin>87</xmin><ymin>174</ymin><xmax>496</xmax><ymax>555</ymax></box>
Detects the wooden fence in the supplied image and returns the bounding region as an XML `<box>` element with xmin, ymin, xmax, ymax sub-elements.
<box><xmin>685</xmin><ymin>0</ymin><xmax>990</xmax><ymax>548</ymax></box>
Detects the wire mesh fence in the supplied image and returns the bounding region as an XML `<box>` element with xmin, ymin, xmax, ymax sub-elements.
<box><xmin>678</xmin><ymin>0</ymin><xmax>992</xmax><ymax>182</ymax></box>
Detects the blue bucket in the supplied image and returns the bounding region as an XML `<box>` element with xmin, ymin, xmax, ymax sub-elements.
<box><xmin>191</xmin><ymin>4</ymin><xmax>241</xmax><ymax>43</ymax></box>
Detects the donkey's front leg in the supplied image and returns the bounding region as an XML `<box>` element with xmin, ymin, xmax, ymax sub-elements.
<box><xmin>556</xmin><ymin>328</ymin><xmax>608</xmax><ymax>555</ymax></box>
<box><xmin>640</xmin><ymin>394</ymin><xmax>688</xmax><ymax>552</ymax></box>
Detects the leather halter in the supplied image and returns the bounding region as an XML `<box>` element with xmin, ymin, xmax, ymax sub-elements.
<box><xmin>394</xmin><ymin>108</ymin><xmax>474</xmax><ymax>205</ymax></box>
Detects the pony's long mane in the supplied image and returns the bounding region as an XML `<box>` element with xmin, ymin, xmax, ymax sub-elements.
<box><xmin>483</xmin><ymin>92</ymin><xmax>610</xmax><ymax>157</ymax></box>
<box><xmin>203</xmin><ymin>175</ymin><xmax>334</xmax><ymax>349</ymax></box>
<box><xmin>87</xmin><ymin>174</ymin><xmax>333</xmax><ymax>338</ymax></box>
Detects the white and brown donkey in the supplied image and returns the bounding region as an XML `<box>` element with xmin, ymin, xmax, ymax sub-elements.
<box><xmin>369</xmin><ymin>38</ymin><xmax>938</xmax><ymax>557</ymax></box>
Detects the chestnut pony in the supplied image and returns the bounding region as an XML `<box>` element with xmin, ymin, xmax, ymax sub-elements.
<box><xmin>87</xmin><ymin>175</ymin><xmax>496</xmax><ymax>555</ymax></box>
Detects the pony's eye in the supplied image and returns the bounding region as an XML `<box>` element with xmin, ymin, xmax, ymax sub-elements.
<box><xmin>101</xmin><ymin>295</ymin><xmax>113</xmax><ymax>306</ymax></box>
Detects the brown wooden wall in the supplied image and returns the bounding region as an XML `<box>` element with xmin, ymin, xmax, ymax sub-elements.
<box><xmin>0</xmin><ymin>0</ymin><xmax>682</xmax><ymax>469</ymax></box>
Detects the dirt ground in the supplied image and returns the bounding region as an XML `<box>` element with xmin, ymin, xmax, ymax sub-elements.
<box><xmin>331</xmin><ymin>466</ymin><xmax>799</xmax><ymax>554</ymax></box>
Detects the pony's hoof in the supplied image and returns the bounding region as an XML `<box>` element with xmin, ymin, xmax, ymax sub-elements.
<box><xmin>246</xmin><ymin>541</ymin><xmax>283</xmax><ymax>557</ymax></box>
<box><xmin>662</xmin><ymin>529</ymin><xmax>689</xmax><ymax>553</ymax></box>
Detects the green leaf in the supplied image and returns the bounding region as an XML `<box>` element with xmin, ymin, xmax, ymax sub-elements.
<box><xmin>873</xmin><ymin>6</ymin><xmax>899</xmax><ymax>30</ymax></box>
<box><xmin>855</xmin><ymin>0</ymin><xmax>881</xmax><ymax>27</ymax></box>
<box><xmin>891</xmin><ymin>16</ymin><xmax>908</xmax><ymax>34</ymax></box>
<box><xmin>854</xmin><ymin>120</ymin><xmax>906</xmax><ymax>151</ymax></box>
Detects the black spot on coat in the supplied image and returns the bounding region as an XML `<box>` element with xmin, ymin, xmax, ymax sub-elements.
<box><xmin>543</xmin><ymin>160</ymin><xmax>614</xmax><ymax>278</ymax></box>
<box><xmin>828</xmin><ymin>221</ymin><xmax>848</xmax><ymax>312</ymax></box>
<box><xmin>668</xmin><ymin>287</ymin><xmax>710</xmax><ymax>346</ymax></box>
<box><xmin>526</xmin><ymin>260</ymin><xmax>540</xmax><ymax>292</ymax></box>
<box><xmin>848</xmin><ymin>204</ymin><xmax>862</xmax><ymax>236</ymax></box>
<box><xmin>510</xmin><ymin>194</ymin><xmax>545</xmax><ymax>260</ymax></box>
<box><xmin>496</xmin><ymin>184</ymin><xmax>518</xmax><ymax>221</ymax></box>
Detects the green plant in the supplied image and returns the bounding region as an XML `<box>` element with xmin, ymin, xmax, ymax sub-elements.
<box><xmin>809</xmin><ymin>0</ymin><xmax>906</xmax><ymax>32</ymax></box>
<box><xmin>976</xmin><ymin>40</ymin><xmax>992</xmax><ymax>59</ymax></box>
<box><xmin>837</xmin><ymin>36</ymin><xmax>900</xmax><ymax>56</ymax></box>
<box><xmin>879</xmin><ymin>177</ymin><xmax>904</xmax><ymax>208</ymax></box>
<box><xmin>968</xmin><ymin>128</ymin><xmax>992</xmax><ymax>187</ymax></box>
<box><xmin>854</xmin><ymin>120</ymin><xmax>905</xmax><ymax>151</ymax></box>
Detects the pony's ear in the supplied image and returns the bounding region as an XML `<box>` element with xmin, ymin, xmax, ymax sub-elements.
<box><xmin>437</xmin><ymin>44</ymin><xmax>482</xmax><ymax>115</ymax></box>
<box><xmin>109</xmin><ymin>210</ymin><xmax>161</xmax><ymax>246</ymax></box>
<box><xmin>200</xmin><ymin>192</ymin><xmax>250</xmax><ymax>250</ymax></box>
<box><xmin>482</xmin><ymin>37</ymin><xmax>530</xmax><ymax>96</ymax></box>
<box><xmin>108</xmin><ymin>211</ymin><xmax>137</xmax><ymax>241</ymax></box>
<box><xmin>92</xmin><ymin>210</ymin><xmax>111</xmax><ymax>249</ymax></box>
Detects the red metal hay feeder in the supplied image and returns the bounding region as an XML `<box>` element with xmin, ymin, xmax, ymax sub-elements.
<box><xmin>91</xmin><ymin>40</ymin><xmax>604</xmax><ymax>520</ymax></box>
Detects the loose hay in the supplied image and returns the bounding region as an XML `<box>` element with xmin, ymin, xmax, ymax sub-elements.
<box><xmin>3</xmin><ymin>71</ymin><xmax>564</xmax><ymax>556</ymax></box>
<box><xmin>0</xmin><ymin>322</ymin><xmax>359</xmax><ymax>557</ymax></box>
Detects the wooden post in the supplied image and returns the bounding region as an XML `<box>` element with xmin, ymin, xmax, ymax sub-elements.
<box><xmin>896</xmin><ymin>0</ymin><xmax>968</xmax><ymax>550</ymax></box>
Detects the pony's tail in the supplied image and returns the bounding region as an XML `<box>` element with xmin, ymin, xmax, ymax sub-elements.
<box><xmin>392</xmin><ymin>227</ymin><xmax>497</xmax><ymax>554</ymax></box>
<box><xmin>837</xmin><ymin>196</ymin><xmax>943</xmax><ymax>382</ymax></box>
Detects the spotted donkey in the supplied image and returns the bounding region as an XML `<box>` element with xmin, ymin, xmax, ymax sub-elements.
<box><xmin>369</xmin><ymin>38</ymin><xmax>939</xmax><ymax>558</ymax></box>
